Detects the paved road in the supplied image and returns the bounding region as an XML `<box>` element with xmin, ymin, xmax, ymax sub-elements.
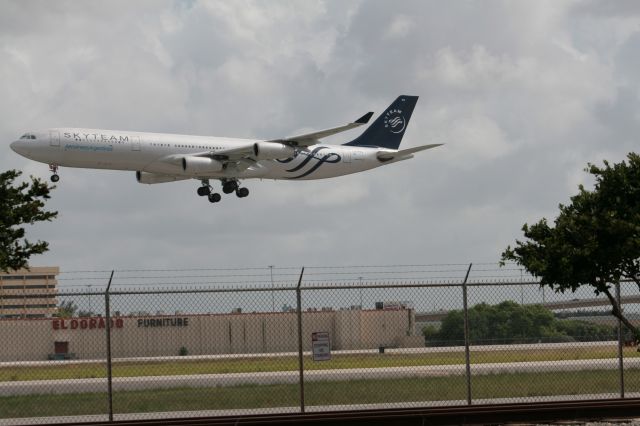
<box><xmin>0</xmin><ymin>341</ymin><xmax>620</xmax><ymax>367</ymax></box>
<box><xmin>1</xmin><ymin>357</ymin><xmax>637</xmax><ymax>396</ymax></box>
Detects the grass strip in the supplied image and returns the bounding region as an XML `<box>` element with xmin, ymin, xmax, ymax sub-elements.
<box><xmin>0</xmin><ymin>368</ymin><xmax>631</xmax><ymax>419</ymax></box>
<box><xmin>0</xmin><ymin>346</ymin><xmax>635</xmax><ymax>382</ymax></box>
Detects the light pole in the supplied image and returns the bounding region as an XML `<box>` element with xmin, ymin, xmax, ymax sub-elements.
<box><xmin>269</xmin><ymin>266</ymin><xmax>275</xmax><ymax>312</ymax></box>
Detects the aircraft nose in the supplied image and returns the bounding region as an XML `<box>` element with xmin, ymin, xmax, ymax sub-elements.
<box><xmin>10</xmin><ymin>139</ymin><xmax>27</xmax><ymax>155</ymax></box>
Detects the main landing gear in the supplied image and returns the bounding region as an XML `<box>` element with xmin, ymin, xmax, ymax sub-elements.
<box><xmin>196</xmin><ymin>179</ymin><xmax>249</xmax><ymax>204</ymax></box>
<box><xmin>49</xmin><ymin>164</ymin><xmax>60</xmax><ymax>182</ymax></box>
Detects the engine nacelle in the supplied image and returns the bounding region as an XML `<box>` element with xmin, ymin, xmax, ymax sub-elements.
<box><xmin>136</xmin><ymin>171</ymin><xmax>186</xmax><ymax>184</ymax></box>
<box><xmin>181</xmin><ymin>156</ymin><xmax>223</xmax><ymax>174</ymax></box>
<box><xmin>253</xmin><ymin>142</ymin><xmax>295</xmax><ymax>160</ymax></box>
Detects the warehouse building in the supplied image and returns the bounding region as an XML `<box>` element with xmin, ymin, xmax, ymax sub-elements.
<box><xmin>0</xmin><ymin>266</ymin><xmax>59</xmax><ymax>318</ymax></box>
<box><xmin>0</xmin><ymin>308</ymin><xmax>424</xmax><ymax>361</ymax></box>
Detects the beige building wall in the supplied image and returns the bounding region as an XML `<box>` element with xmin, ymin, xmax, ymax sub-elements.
<box><xmin>0</xmin><ymin>309</ymin><xmax>422</xmax><ymax>362</ymax></box>
<box><xmin>0</xmin><ymin>266</ymin><xmax>59</xmax><ymax>318</ymax></box>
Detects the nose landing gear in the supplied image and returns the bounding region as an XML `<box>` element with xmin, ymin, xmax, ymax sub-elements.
<box><xmin>49</xmin><ymin>164</ymin><xmax>60</xmax><ymax>182</ymax></box>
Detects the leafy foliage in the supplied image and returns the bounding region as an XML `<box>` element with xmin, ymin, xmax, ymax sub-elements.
<box><xmin>0</xmin><ymin>170</ymin><xmax>57</xmax><ymax>272</ymax></box>
<box><xmin>555</xmin><ymin>319</ymin><xmax>615</xmax><ymax>342</ymax></box>
<box><xmin>423</xmin><ymin>301</ymin><xmax>615</xmax><ymax>345</ymax></box>
<box><xmin>57</xmin><ymin>300</ymin><xmax>77</xmax><ymax>318</ymax></box>
<box><xmin>501</xmin><ymin>153</ymin><xmax>640</xmax><ymax>340</ymax></box>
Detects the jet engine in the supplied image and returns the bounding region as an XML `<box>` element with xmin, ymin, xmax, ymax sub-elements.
<box><xmin>181</xmin><ymin>156</ymin><xmax>223</xmax><ymax>174</ymax></box>
<box><xmin>136</xmin><ymin>171</ymin><xmax>187</xmax><ymax>184</ymax></box>
<box><xmin>253</xmin><ymin>142</ymin><xmax>295</xmax><ymax>160</ymax></box>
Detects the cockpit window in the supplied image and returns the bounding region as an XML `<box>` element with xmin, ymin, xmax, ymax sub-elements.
<box><xmin>20</xmin><ymin>134</ymin><xmax>36</xmax><ymax>140</ymax></box>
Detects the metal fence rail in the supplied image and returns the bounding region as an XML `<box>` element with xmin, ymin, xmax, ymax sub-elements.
<box><xmin>0</xmin><ymin>264</ymin><xmax>637</xmax><ymax>424</ymax></box>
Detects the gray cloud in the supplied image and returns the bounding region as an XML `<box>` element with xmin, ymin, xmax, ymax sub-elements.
<box><xmin>1</xmin><ymin>0</ymin><xmax>638</xmax><ymax>274</ymax></box>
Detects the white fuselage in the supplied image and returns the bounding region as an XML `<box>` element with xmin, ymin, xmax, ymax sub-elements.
<box><xmin>11</xmin><ymin>128</ymin><xmax>387</xmax><ymax>181</ymax></box>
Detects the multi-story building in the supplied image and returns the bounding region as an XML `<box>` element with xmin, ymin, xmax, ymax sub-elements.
<box><xmin>0</xmin><ymin>266</ymin><xmax>59</xmax><ymax>318</ymax></box>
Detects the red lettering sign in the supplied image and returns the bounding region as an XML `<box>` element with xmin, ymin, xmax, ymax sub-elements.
<box><xmin>52</xmin><ymin>318</ymin><xmax>125</xmax><ymax>330</ymax></box>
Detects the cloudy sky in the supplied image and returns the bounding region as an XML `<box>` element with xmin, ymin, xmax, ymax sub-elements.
<box><xmin>1</xmin><ymin>0</ymin><xmax>639</xmax><ymax>275</ymax></box>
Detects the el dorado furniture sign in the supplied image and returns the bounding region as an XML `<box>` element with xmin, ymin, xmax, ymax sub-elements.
<box><xmin>52</xmin><ymin>318</ymin><xmax>124</xmax><ymax>330</ymax></box>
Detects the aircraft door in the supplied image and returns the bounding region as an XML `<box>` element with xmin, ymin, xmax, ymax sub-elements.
<box><xmin>343</xmin><ymin>150</ymin><xmax>351</xmax><ymax>163</ymax></box>
<box><xmin>49</xmin><ymin>131</ymin><xmax>60</xmax><ymax>147</ymax></box>
<box><xmin>131</xmin><ymin>136</ymin><xmax>141</xmax><ymax>151</ymax></box>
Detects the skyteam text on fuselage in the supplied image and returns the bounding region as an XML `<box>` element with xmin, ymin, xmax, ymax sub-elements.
<box><xmin>10</xmin><ymin>95</ymin><xmax>442</xmax><ymax>204</ymax></box>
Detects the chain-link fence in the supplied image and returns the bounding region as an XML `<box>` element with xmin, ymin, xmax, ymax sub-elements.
<box><xmin>0</xmin><ymin>264</ymin><xmax>636</xmax><ymax>423</ymax></box>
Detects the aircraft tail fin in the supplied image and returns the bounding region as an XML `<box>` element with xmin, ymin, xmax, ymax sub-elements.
<box><xmin>343</xmin><ymin>95</ymin><xmax>418</xmax><ymax>150</ymax></box>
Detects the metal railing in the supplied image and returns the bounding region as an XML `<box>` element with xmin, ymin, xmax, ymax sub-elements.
<box><xmin>0</xmin><ymin>264</ymin><xmax>636</xmax><ymax>424</ymax></box>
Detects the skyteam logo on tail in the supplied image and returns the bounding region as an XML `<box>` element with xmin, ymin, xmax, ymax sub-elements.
<box><xmin>384</xmin><ymin>109</ymin><xmax>406</xmax><ymax>134</ymax></box>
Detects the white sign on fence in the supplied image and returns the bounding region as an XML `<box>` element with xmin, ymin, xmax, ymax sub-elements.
<box><xmin>312</xmin><ymin>331</ymin><xmax>331</xmax><ymax>361</ymax></box>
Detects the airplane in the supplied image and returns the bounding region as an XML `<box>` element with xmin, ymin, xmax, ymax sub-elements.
<box><xmin>10</xmin><ymin>95</ymin><xmax>442</xmax><ymax>204</ymax></box>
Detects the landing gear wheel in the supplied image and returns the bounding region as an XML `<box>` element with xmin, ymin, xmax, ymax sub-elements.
<box><xmin>222</xmin><ymin>181</ymin><xmax>238</xmax><ymax>194</ymax></box>
<box><xmin>208</xmin><ymin>193</ymin><xmax>221</xmax><ymax>203</ymax></box>
<box><xmin>49</xmin><ymin>164</ymin><xmax>59</xmax><ymax>182</ymax></box>
<box><xmin>197</xmin><ymin>186</ymin><xmax>211</xmax><ymax>196</ymax></box>
<box><xmin>236</xmin><ymin>187</ymin><xmax>249</xmax><ymax>198</ymax></box>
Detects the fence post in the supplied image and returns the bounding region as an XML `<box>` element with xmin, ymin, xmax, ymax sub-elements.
<box><xmin>617</xmin><ymin>282</ymin><xmax>624</xmax><ymax>398</ymax></box>
<box><xmin>296</xmin><ymin>267</ymin><xmax>306</xmax><ymax>413</ymax></box>
<box><xmin>104</xmin><ymin>270</ymin><xmax>115</xmax><ymax>422</ymax></box>
<box><xmin>462</xmin><ymin>263</ymin><xmax>473</xmax><ymax>405</ymax></box>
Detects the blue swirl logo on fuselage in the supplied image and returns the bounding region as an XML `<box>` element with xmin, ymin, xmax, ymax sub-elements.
<box><xmin>276</xmin><ymin>146</ymin><xmax>341</xmax><ymax>179</ymax></box>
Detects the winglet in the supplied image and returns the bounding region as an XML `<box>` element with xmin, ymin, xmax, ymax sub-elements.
<box><xmin>355</xmin><ymin>112</ymin><xmax>374</xmax><ymax>124</ymax></box>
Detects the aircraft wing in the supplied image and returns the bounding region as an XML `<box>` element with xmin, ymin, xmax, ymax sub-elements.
<box><xmin>376</xmin><ymin>144</ymin><xmax>443</xmax><ymax>162</ymax></box>
<box><xmin>189</xmin><ymin>144</ymin><xmax>257</xmax><ymax>173</ymax></box>
<box><xmin>266</xmin><ymin>112</ymin><xmax>374</xmax><ymax>147</ymax></box>
<box><xmin>200</xmin><ymin>144</ymin><xmax>255</xmax><ymax>161</ymax></box>
<box><xmin>164</xmin><ymin>110</ymin><xmax>376</xmax><ymax>170</ymax></box>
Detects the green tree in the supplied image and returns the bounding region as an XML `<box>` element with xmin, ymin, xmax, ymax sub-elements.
<box><xmin>556</xmin><ymin>319</ymin><xmax>615</xmax><ymax>342</ymax></box>
<box><xmin>57</xmin><ymin>300</ymin><xmax>77</xmax><ymax>318</ymax></box>
<box><xmin>0</xmin><ymin>170</ymin><xmax>57</xmax><ymax>272</ymax></box>
<box><xmin>421</xmin><ymin>325</ymin><xmax>439</xmax><ymax>344</ymax></box>
<box><xmin>437</xmin><ymin>309</ymin><xmax>465</xmax><ymax>344</ymax></box>
<box><xmin>424</xmin><ymin>302</ymin><xmax>615</xmax><ymax>346</ymax></box>
<box><xmin>501</xmin><ymin>153</ymin><xmax>640</xmax><ymax>342</ymax></box>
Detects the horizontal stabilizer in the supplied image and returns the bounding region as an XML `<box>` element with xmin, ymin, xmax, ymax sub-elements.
<box><xmin>377</xmin><ymin>144</ymin><xmax>443</xmax><ymax>162</ymax></box>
